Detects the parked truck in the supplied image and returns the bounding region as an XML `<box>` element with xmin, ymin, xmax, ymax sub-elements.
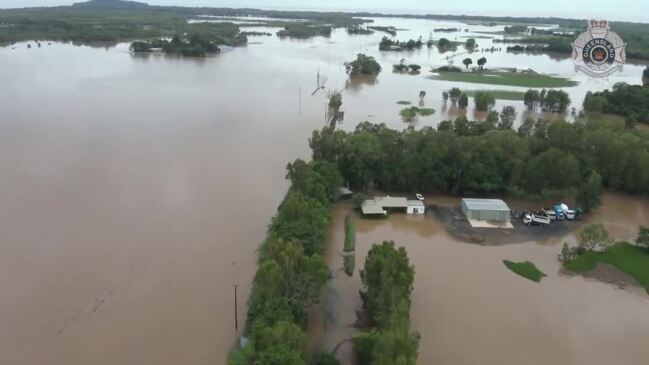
<box><xmin>523</xmin><ymin>211</ymin><xmax>551</xmax><ymax>225</ymax></box>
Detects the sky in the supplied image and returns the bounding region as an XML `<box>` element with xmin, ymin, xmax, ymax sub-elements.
<box><xmin>1</xmin><ymin>0</ymin><xmax>647</xmax><ymax>23</ymax></box>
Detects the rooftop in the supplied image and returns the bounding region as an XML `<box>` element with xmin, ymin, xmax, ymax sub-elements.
<box><xmin>462</xmin><ymin>198</ymin><xmax>510</xmax><ymax>211</ymax></box>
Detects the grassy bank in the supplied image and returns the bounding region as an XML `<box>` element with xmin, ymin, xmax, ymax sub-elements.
<box><xmin>343</xmin><ymin>214</ymin><xmax>356</xmax><ymax>276</ymax></box>
<box><xmin>343</xmin><ymin>254</ymin><xmax>355</xmax><ymax>276</ymax></box>
<box><xmin>429</xmin><ymin>71</ymin><xmax>578</xmax><ymax>88</ymax></box>
<box><xmin>564</xmin><ymin>243</ymin><xmax>649</xmax><ymax>291</ymax></box>
<box><xmin>464</xmin><ymin>90</ymin><xmax>526</xmax><ymax>101</ymax></box>
<box><xmin>503</xmin><ymin>260</ymin><xmax>547</xmax><ymax>282</ymax></box>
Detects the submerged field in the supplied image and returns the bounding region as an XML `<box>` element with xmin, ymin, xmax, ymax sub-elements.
<box><xmin>429</xmin><ymin>71</ymin><xmax>579</xmax><ymax>88</ymax></box>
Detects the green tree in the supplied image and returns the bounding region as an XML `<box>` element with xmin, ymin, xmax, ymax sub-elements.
<box><xmin>477</xmin><ymin>56</ymin><xmax>487</xmax><ymax>70</ymax></box>
<box><xmin>360</xmin><ymin>241</ymin><xmax>415</xmax><ymax>328</ymax></box>
<box><xmin>499</xmin><ymin>106</ymin><xmax>517</xmax><ymax>130</ymax></box>
<box><xmin>465</xmin><ymin>38</ymin><xmax>476</xmax><ymax>49</ymax></box>
<box><xmin>473</xmin><ymin>91</ymin><xmax>495</xmax><ymax>111</ymax></box>
<box><xmin>462</xmin><ymin>57</ymin><xmax>473</xmax><ymax>69</ymax></box>
<box><xmin>579</xmin><ymin>223</ymin><xmax>612</xmax><ymax>252</ymax></box>
<box><xmin>523</xmin><ymin>89</ymin><xmax>541</xmax><ymax>110</ymax></box>
<box><xmin>448</xmin><ymin>87</ymin><xmax>462</xmax><ymax>105</ymax></box>
<box><xmin>345</xmin><ymin>53</ymin><xmax>381</xmax><ymax>76</ymax></box>
<box><xmin>583</xmin><ymin>92</ymin><xmax>606</xmax><ymax>113</ymax></box>
<box><xmin>437</xmin><ymin>38</ymin><xmax>450</xmax><ymax>48</ymax></box>
<box><xmin>458</xmin><ymin>93</ymin><xmax>469</xmax><ymax>110</ymax></box>
<box><xmin>576</xmin><ymin>171</ymin><xmax>602</xmax><ymax>212</ymax></box>
<box><xmin>442</xmin><ymin>91</ymin><xmax>449</xmax><ymax>103</ymax></box>
<box><xmin>636</xmin><ymin>226</ymin><xmax>649</xmax><ymax>250</ymax></box>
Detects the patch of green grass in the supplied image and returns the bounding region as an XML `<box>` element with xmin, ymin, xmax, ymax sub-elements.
<box><xmin>396</xmin><ymin>100</ymin><xmax>412</xmax><ymax>105</ymax></box>
<box><xmin>503</xmin><ymin>260</ymin><xmax>547</xmax><ymax>282</ymax></box>
<box><xmin>343</xmin><ymin>254</ymin><xmax>355</xmax><ymax>276</ymax></box>
<box><xmin>429</xmin><ymin>71</ymin><xmax>578</xmax><ymax>88</ymax></box>
<box><xmin>564</xmin><ymin>242</ymin><xmax>649</xmax><ymax>291</ymax></box>
<box><xmin>344</xmin><ymin>214</ymin><xmax>356</xmax><ymax>252</ymax></box>
<box><xmin>464</xmin><ymin>90</ymin><xmax>526</xmax><ymax>101</ymax></box>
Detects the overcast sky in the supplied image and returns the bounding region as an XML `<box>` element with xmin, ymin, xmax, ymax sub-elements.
<box><xmin>1</xmin><ymin>0</ymin><xmax>647</xmax><ymax>22</ymax></box>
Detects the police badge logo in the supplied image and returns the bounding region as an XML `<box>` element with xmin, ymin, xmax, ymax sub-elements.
<box><xmin>572</xmin><ymin>20</ymin><xmax>626</xmax><ymax>77</ymax></box>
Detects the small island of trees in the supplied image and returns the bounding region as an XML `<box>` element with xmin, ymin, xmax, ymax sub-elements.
<box><xmin>131</xmin><ymin>34</ymin><xmax>225</xmax><ymax>57</ymax></box>
<box><xmin>344</xmin><ymin>54</ymin><xmax>382</xmax><ymax>77</ymax></box>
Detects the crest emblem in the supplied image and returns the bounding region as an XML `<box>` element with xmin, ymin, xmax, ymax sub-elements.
<box><xmin>572</xmin><ymin>20</ymin><xmax>626</xmax><ymax>77</ymax></box>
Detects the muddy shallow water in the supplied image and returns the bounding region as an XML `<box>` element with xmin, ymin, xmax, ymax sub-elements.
<box><xmin>0</xmin><ymin>16</ymin><xmax>648</xmax><ymax>365</ymax></box>
<box><xmin>311</xmin><ymin>193</ymin><xmax>649</xmax><ymax>365</ymax></box>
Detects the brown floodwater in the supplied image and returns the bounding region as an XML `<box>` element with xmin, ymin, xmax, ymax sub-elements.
<box><xmin>1</xmin><ymin>16</ymin><xmax>647</xmax><ymax>365</ymax></box>
<box><xmin>311</xmin><ymin>194</ymin><xmax>649</xmax><ymax>365</ymax></box>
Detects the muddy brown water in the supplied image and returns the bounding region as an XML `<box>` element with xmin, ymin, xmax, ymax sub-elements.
<box><xmin>0</xmin><ymin>16</ymin><xmax>648</xmax><ymax>365</ymax></box>
<box><xmin>311</xmin><ymin>194</ymin><xmax>649</xmax><ymax>365</ymax></box>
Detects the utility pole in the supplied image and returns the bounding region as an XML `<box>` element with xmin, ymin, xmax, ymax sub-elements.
<box><xmin>231</xmin><ymin>261</ymin><xmax>238</xmax><ymax>332</ymax></box>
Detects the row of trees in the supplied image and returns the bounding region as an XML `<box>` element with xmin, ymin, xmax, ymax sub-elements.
<box><xmin>309</xmin><ymin>117</ymin><xmax>649</xmax><ymax>204</ymax></box>
<box><xmin>461</xmin><ymin>56</ymin><xmax>487</xmax><ymax>70</ymax></box>
<box><xmin>355</xmin><ymin>241</ymin><xmax>419</xmax><ymax>365</ymax></box>
<box><xmin>230</xmin><ymin>159</ymin><xmax>343</xmax><ymax>365</ymax></box>
<box><xmin>131</xmin><ymin>33</ymin><xmax>222</xmax><ymax>57</ymax></box>
<box><xmin>523</xmin><ymin>89</ymin><xmax>571</xmax><ymax>113</ymax></box>
<box><xmin>442</xmin><ymin>88</ymin><xmax>495</xmax><ymax>111</ymax></box>
<box><xmin>379</xmin><ymin>36</ymin><xmax>423</xmax><ymax>51</ymax></box>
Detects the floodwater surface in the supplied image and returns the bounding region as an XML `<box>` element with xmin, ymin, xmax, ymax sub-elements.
<box><xmin>312</xmin><ymin>194</ymin><xmax>649</xmax><ymax>365</ymax></box>
<box><xmin>0</xmin><ymin>16</ymin><xmax>647</xmax><ymax>365</ymax></box>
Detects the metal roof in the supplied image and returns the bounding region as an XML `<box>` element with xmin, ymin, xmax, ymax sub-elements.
<box><xmin>462</xmin><ymin>198</ymin><xmax>510</xmax><ymax>212</ymax></box>
<box><xmin>374</xmin><ymin>196</ymin><xmax>408</xmax><ymax>208</ymax></box>
<box><xmin>361</xmin><ymin>200</ymin><xmax>387</xmax><ymax>215</ymax></box>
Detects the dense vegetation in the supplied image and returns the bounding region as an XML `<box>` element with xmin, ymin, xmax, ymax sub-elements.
<box><xmin>379</xmin><ymin>36</ymin><xmax>423</xmax><ymax>51</ymax></box>
<box><xmin>503</xmin><ymin>260</ymin><xmax>546</xmax><ymax>282</ymax></box>
<box><xmin>355</xmin><ymin>241</ymin><xmax>419</xmax><ymax>365</ymax></box>
<box><xmin>0</xmin><ymin>0</ymin><xmax>246</xmax><ymax>46</ymax></box>
<box><xmin>229</xmin><ymin>159</ymin><xmax>342</xmax><ymax>365</ymax></box>
<box><xmin>309</xmin><ymin>117</ymin><xmax>649</xmax><ymax>202</ymax></box>
<box><xmin>344</xmin><ymin>54</ymin><xmax>382</xmax><ymax>77</ymax></box>
<box><xmin>131</xmin><ymin>33</ymin><xmax>221</xmax><ymax>56</ymax></box>
<box><xmin>367</xmin><ymin>26</ymin><xmax>397</xmax><ymax>36</ymax></box>
<box><xmin>584</xmin><ymin>82</ymin><xmax>649</xmax><ymax>124</ymax></box>
<box><xmin>276</xmin><ymin>25</ymin><xmax>332</xmax><ymax>38</ymax></box>
<box><xmin>0</xmin><ymin>0</ymin><xmax>367</xmax><ymax>45</ymax></box>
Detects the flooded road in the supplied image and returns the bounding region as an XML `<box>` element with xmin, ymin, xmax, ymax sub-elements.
<box><xmin>312</xmin><ymin>194</ymin><xmax>649</xmax><ymax>365</ymax></box>
<box><xmin>0</xmin><ymin>16</ymin><xmax>647</xmax><ymax>364</ymax></box>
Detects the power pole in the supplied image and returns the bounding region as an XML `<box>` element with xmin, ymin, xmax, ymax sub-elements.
<box><xmin>231</xmin><ymin>261</ymin><xmax>239</xmax><ymax>332</ymax></box>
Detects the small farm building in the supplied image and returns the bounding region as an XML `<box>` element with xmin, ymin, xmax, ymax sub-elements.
<box><xmin>461</xmin><ymin>198</ymin><xmax>511</xmax><ymax>222</ymax></box>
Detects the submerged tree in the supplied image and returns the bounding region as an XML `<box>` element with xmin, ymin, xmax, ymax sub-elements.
<box><xmin>636</xmin><ymin>226</ymin><xmax>649</xmax><ymax>250</ymax></box>
<box><xmin>462</xmin><ymin>57</ymin><xmax>473</xmax><ymax>69</ymax></box>
<box><xmin>477</xmin><ymin>57</ymin><xmax>487</xmax><ymax>70</ymax></box>
<box><xmin>473</xmin><ymin>91</ymin><xmax>495</xmax><ymax>111</ymax></box>
<box><xmin>499</xmin><ymin>106</ymin><xmax>517</xmax><ymax>130</ymax></box>
<box><xmin>345</xmin><ymin>53</ymin><xmax>382</xmax><ymax>76</ymax></box>
<box><xmin>579</xmin><ymin>223</ymin><xmax>612</xmax><ymax>252</ymax></box>
<box><xmin>458</xmin><ymin>93</ymin><xmax>469</xmax><ymax>110</ymax></box>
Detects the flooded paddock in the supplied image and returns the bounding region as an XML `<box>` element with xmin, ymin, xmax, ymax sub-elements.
<box><xmin>311</xmin><ymin>193</ymin><xmax>649</xmax><ymax>365</ymax></box>
<box><xmin>0</xmin><ymin>15</ymin><xmax>647</xmax><ymax>364</ymax></box>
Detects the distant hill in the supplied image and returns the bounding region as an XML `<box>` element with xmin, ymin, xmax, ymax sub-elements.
<box><xmin>71</xmin><ymin>0</ymin><xmax>150</xmax><ymax>9</ymax></box>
